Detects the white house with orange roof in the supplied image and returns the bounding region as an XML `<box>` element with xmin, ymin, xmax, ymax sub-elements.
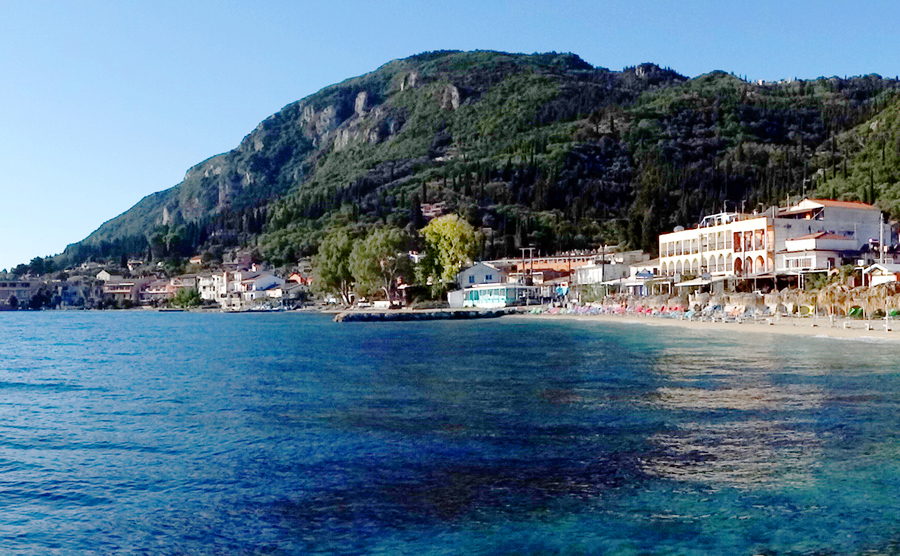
<box><xmin>773</xmin><ymin>198</ymin><xmax>889</xmax><ymax>272</ymax></box>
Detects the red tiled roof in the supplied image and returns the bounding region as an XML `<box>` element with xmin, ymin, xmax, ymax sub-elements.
<box><xmin>806</xmin><ymin>199</ymin><xmax>879</xmax><ymax>211</ymax></box>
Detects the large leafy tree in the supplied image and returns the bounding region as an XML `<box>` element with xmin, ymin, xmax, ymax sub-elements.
<box><xmin>418</xmin><ymin>214</ymin><xmax>479</xmax><ymax>294</ymax></box>
<box><xmin>312</xmin><ymin>228</ymin><xmax>355</xmax><ymax>304</ymax></box>
<box><xmin>349</xmin><ymin>226</ymin><xmax>412</xmax><ymax>301</ymax></box>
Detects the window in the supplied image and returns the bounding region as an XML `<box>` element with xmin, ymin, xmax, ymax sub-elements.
<box><xmin>469</xmin><ymin>276</ymin><xmax>475</xmax><ymax>284</ymax></box>
<box><xmin>485</xmin><ymin>274</ymin><xmax>493</xmax><ymax>281</ymax></box>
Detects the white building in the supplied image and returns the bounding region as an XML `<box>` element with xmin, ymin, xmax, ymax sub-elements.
<box><xmin>864</xmin><ymin>263</ymin><xmax>900</xmax><ymax>287</ymax></box>
<box><xmin>457</xmin><ymin>262</ymin><xmax>510</xmax><ymax>288</ymax></box>
<box><xmin>659</xmin><ymin>199</ymin><xmax>891</xmax><ymax>284</ymax></box>
<box><xmin>659</xmin><ymin>212</ymin><xmax>771</xmax><ymax>279</ymax></box>
<box><xmin>773</xmin><ymin>199</ymin><xmax>889</xmax><ymax>272</ymax></box>
<box><xmin>602</xmin><ymin>258</ymin><xmax>661</xmax><ymax>296</ymax></box>
<box><xmin>237</xmin><ymin>272</ymin><xmax>285</xmax><ymax>304</ymax></box>
<box><xmin>197</xmin><ymin>271</ymin><xmax>284</xmax><ymax>309</ymax></box>
<box><xmin>779</xmin><ymin>232</ymin><xmax>857</xmax><ymax>272</ymax></box>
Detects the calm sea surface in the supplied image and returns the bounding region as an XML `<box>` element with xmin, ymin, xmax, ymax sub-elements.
<box><xmin>2</xmin><ymin>311</ymin><xmax>900</xmax><ymax>554</ymax></box>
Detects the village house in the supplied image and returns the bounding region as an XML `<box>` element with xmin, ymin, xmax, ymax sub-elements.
<box><xmin>197</xmin><ymin>270</ymin><xmax>284</xmax><ymax>310</ymax></box>
<box><xmin>456</xmin><ymin>261</ymin><xmax>511</xmax><ymax>288</ymax></box>
<box><xmin>421</xmin><ymin>202</ymin><xmax>448</xmax><ymax>220</ymax></box>
<box><xmin>602</xmin><ymin>258</ymin><xmax>662</xmax><ymax>297</ymax></box>
<box><xmin>96</xmin><ymin>270</ymin><xmax>123</xmax><ymax>282</ymax></box>
<box><xmin>0</xmin><ymin>279</ymin><xmax>41</xmax><ymax>308</ymax></box>
<box><xmin>57</xmin><ymin>275</ymin><xmax>103</xmax><ymax>308</ymax></box>
<box><xmin>573</xmin><ymin>250</ymin><xmax>649</xmax><ymax>291</ymax></box>
<box><xmin>773</xmin><ymin>199</ymin><xmax>889</xmax><ymax>273</ymax></box>
<box><xmin>236</xmin><ymin>272</ymin><xmax>285</xmax><ymax>304</ymax></box>
<box><xmin>170</xmin><ymin>274</ymin><xmax>198</xmax><ymax>293</ymax></box>
<box><xmin>102</xmin><ymin>277</ymin><xmax>149</xmax><ymax>305</ymax></box>
<box><xmin>141</xmin><ymin>279</ymin><xmax>173</xmax><ymax>305</ymax></box>
<box><xmin>266</xmin><ymin>281</ymin><xmax>308</xmax><ymax>305</ymax></box>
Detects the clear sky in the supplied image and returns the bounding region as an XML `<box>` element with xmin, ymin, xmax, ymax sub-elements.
<box><xmin>0</xmin><ymin>0</ymin><xmax>897</xmax><ymax>271</ymax></box>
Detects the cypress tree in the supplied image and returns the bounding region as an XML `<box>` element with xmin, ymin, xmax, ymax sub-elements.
<box><xmin>870</xmin><ymin>169</ymin><xmax>876</xmax><ymax>204</ymax></box>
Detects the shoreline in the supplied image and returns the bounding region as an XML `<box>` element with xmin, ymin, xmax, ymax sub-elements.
<box><xmin>509</xmin><ymin>311</ymin><xmax>900</xmax><ymax>342</ymax></box>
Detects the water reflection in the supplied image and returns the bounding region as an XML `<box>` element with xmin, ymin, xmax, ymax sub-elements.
<box><xmin>652</xmin><ymin>385</ymin><xmax>824</xmax><ymax>412</ymax></box>
<box><xmin>645</xmin><ymin>344</ymin><xmax>826</xmax><ymax>488</ymax></box>
<box><xmin>645</xmin><ymin>420</ymin><xmax>822</xmax><ymax>487</ymax></box>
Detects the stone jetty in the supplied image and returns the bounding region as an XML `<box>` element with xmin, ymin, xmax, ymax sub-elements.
<box><xmin>334</xmin><ymin>309</ymin><xmax>512</xmax><ymax>322</ymax></box>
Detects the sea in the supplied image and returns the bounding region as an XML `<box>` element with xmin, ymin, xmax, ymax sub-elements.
<box><xmin>2</xmin><ymin>311</ymin><xmax>900</xmax><ymax>555</ymax></box>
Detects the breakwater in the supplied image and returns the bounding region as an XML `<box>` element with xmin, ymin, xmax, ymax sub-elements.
<box><xmin>333</xmin><ymin>308</ymin><xmax>512</xmax><ymax>322</ymax></box>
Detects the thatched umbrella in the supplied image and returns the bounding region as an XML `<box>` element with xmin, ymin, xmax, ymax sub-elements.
<box><xmin>816</xmin><ymin>286</ymin><xmax>834</xmax><ymax>316</ymax></box>
<box><xmin>797</xmin><ymin>290</ymin><xmax>818</xmax><ymax>315</ymax></box>
<box><xmin>847</xmin><ymin>287</ymin><xmax>868</xmax><ymax>318</ymax></box>
<box><xmin>780</xmin><ymin>288</ymin><xmax>799</xmax><ymax>314</ymax></box>
<box><xmin>833</xmin><ymin>285</ymin><xmax>851</xmax><ymax>317</ymax></box>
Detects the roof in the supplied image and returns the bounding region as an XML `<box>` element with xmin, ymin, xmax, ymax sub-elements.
<box><xmin>787</xmin><ymin>232</ymin><xmax>855</xmax><ymax>241</ymax></box>
<box><xmin>459</xmin><ymin>261</ymin><xmax>506</xmax><ymax>274</ymax></box>
<box><xmin>864</xmin><ymin>263</ymin><xmax>900</xmax><ymax>274</ymax></box>
<box><xmin>674</xmin><ymin>276</ymin><xmax>726</xmax><ymax>287</ymax></box>
<box><xmin>540</xmin><ymin>276</ymin><xmax>570</xmax><ymax>286</ymax></box>
<box><xmin>630</xmin><ymin>257</ymin><xmax>659</xmax><ymax>268</ymax></box>
<box><xmin>242</xmin><ymin>273</ymin><xmax>277</xmax><ymax>283</ymax></box>
<box><xmin>806</xmin><ymin>199</ymin><xmax>879</xmax><ymax>211</ymax></box>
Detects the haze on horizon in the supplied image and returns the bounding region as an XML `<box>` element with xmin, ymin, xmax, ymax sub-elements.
<box><xmin>0</xmin><ymin>0</ymin><xmax>897</xmax><ymax>271</ymax></box>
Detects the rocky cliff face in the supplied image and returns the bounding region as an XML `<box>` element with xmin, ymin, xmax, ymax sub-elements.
<box><xmin>69</xmin><ymin>50</ymin><xmax>689</xmax><ymax>251</ymax></box>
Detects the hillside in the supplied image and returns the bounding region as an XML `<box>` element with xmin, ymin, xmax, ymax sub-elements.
<box><xmin>59</xmin><ymin>50</ymin><xmax>900</xmax><ymax>267</ymax></box>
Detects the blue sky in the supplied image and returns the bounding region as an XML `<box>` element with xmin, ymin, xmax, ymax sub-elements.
<box><xmin>0</xmin><ymin>0</ymin><xmax>897</xmax><ymax>271</ymax></box>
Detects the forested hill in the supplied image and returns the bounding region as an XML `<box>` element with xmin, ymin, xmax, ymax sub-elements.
<box><xmin>59</xmin><ymin>50</ymin><xmax>900</xmax><ymax>267</ymax></box>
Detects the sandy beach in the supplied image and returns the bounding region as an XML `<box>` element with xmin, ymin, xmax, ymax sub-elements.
<box><xmin>510</xmin><ymin>311</ymin><xmax>900</xmax><ymax>342</ymax></box>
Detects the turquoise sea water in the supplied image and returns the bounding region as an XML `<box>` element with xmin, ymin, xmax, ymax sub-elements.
<box><xmin>2</xmin><ymin>311</ymin><xmax>900</xmax><ymax>554</ymax></box>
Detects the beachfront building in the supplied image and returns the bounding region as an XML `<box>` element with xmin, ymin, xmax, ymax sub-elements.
<box><xmin>659</xmin><ymin>212</ymin><xmax>772</xmax><ymax>281</ymax></box>
<box><xmin>602</xmin><ymin>258</ymin><xmax>662</xmax><ymax>296</ymax></box>
<box><xmin>0</xmin><ymin>280</ymin><xmax>41</xmax><ymax>308</ymax></box>
<box><xmin>778</xmin><ymin>233</ymin><xmax>858</xmax><ymax>273</ymax></box>
<box><xmin>237</xmin><ymin>272</ymin><xmax>285</xmax><ymax>304</ymax></box>
<box><xmin>659</xmin><ymin>199</ymin><xmax>891</xmax><ymax>288</ymax></box>
<box><xmin>459</xmin><ymin>283</ymin><xmax>539</xmax><ymax>309</ymax></box>
<box><xmin>573</xmin><ymin>251</ymin><xmax>648</xmax><ymax>287</ymax></box>
<box><xmin>457</xmin><ymin>262</ymin><xmax>511</xmax><ymax>288</ymax></box>
<box><xmin>102</xmin><ymin>277</ymin><xmax>150</xmax><ymax>305</ymax></box>
<box><xmin>196</xmin><ymin>270</ymin><xmax>284</xmax><ymax>309</ymax></box>
<box><xmin>773</xmin><ymin>199</ymin><xmax>889</xmax><ymax>273</ymax></box>
<box><xmin>141</xmin><ymin>279</ymin><xmax>173</xmax><ymax>305</ymax></box>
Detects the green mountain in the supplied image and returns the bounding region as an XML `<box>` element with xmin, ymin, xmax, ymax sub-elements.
<box><xmin>59</xmin><ymin>50</ymin><xmax>900</xmax><ymax>267</ymax></box>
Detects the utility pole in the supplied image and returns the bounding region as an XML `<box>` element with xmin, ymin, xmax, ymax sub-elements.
<box><xmin>520</xmin><ymin>247</ymin><xmax>535</xmax><ymax>302</ymax></box>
